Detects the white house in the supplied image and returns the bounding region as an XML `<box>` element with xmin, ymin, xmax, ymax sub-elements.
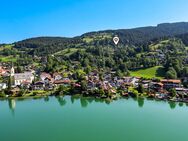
<box><xmin>0</xmin><ymin>83</ymin><xmax>7</xmax><ymax>90</ymax></box>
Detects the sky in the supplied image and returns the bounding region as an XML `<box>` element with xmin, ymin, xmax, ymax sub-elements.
<box><xmin>0</xmin><ymin>0</ymin><xmax>188</xmax><ymax>43</ymax></box>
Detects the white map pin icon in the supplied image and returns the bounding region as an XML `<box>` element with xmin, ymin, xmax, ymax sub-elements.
<box><xmin>113</xmin><ymin>36</ymin><xmax>119</xmax><ymax>45</ymax></box>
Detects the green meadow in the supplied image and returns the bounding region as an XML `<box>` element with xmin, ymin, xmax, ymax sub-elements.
<box><xmin>130</xmin><ymin>66</ymin><xmax>166</xmax><ymax>79</ymax></box>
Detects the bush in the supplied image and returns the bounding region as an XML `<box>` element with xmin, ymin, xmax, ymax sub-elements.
<box><xmin>0</xmin><ymin>91</ymin><xmax>6</xmax><ymax>97</ymax></box>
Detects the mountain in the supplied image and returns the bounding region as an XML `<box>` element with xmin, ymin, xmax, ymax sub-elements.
<box><xmin>82</xmin><ymin>22</ymin><xmax>188</xmax><ymax>45</ymax></box>
<box><xmin>14</xmin><ymin>22</ymin><xmax>188</xmax><ymax>55</ymax></box>
<box><xmin>1</xmin><ymin>22</ymin><xmax>188</xmax><ymax>82</ymax></box>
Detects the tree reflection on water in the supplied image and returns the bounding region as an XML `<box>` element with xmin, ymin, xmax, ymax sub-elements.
<box><xmin>56</xmin><ymin>96</ymin><xmax>67</xmax><ymax>107</ymax></box>
<box><xmin>137</xmin><ymin>97</ymin><xmax>145</xmax><ymax>108</ymax></box>
<box><xmin>8</xmin><ymin>99</ymin><xmax>16</xmax><ymax>116</ymax></box>
<box><xmin>4</xmin><ymin>95</ymin><xmax>188</xmax><ymax>116</ymax></box>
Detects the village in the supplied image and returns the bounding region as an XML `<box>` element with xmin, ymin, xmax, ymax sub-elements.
<box><xmin>0</xmin><ymin>63</ymin><xmax>188</xmax><ymax>103</ymax></box>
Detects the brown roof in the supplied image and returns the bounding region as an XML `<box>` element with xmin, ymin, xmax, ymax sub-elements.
<box><xmin>54</xmin><ymin>79</ymin><xmax>71</xmax><ymax>84</ymax></box>
<box><xmin>40</xmin><ymin>72</ymin><xmax>52</xmax><ymax>79</ymax></box>
<box><xmin>157</xmin><ymin>82</ymin><xmax>164</xmax><ymax>86</ymax></box>
<box><xmin>53</xmin><ymin>72</ymin><xmax>61</xmax><ymax>77</ymax></box>
<box><xmin>161</xmin><ymin>79</ymin><xmax>181</xmax><ymax>84</ymax></box>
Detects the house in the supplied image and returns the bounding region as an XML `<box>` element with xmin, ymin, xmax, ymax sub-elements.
<box><xmin>20</xmin><ymin>81</ymin><xmax>31</xmax><ymax>89</ymax></box>
<box><xmin>115</xmin><ymin>79</ymin><xmax>124</xmax><ymax>87</ymax></box>
<box><xmin>175</xmin><ymin>88</ymin><xmax>188</xmax><ymax>95</ymax></box>
<box><xmin>0</xmin><ymin>83</ymin><xmax>7</xmax><ymax>90</ymax></box>
<box><xmin>123</xmin><ymin>77</ymin><xmax>139</xmax><ymax>86</ymax></box>
<box><xmin>161</xmin><ymin>79</ymin><xmax>182</xmax><ymax>89</ymax></box>
<box><xmin>53</xmin><ymin>73</ymin><xmax>62</xmax><ymax>81</ymax></box>
<box><xmin>54</xmin><ymin>79</ymin><xmax>71</xmax><ymax>86</ymax></box>
<box><xmin>87</xmin><ymin>80</ymin><xmax>96</xmax><ymax>90</ymax></box>
<box><xmin>40</xmin><ymin>72</ymin><xmax>54</xmax><ymax>84</ymax></box>
<box><xmin>40</xmin><ymin>72</ymin><xmax>52</xmax><ymax>82</ymax></box>
<box><xmin>141</xmin><ymin>80</ymin><xmax>152</xmax><ymax>89</ymax></box>
<box><xmin>0</xmin><ymin>66</ymin><xmax>6</xmax><ymax>76</ymax></box>
<box><xmin>32</xmin><ymin>81</ymin><xmax>45</xmax><ymax>90</ymax></box>
<box><xmin>151</xmin><ymin>82</ymin><xmax>164</xmax><ymax>91</ymax></box>
<box><xmin>40</xmin><ymin>72</ymin><xmax>57</xmax><ymax>90</ymax></box>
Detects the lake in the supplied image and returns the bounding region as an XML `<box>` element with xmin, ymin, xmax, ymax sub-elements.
<box><xmin>0</xmin><ymin>96</ymin><xmax>188</xmax><ymax>141</ymax></box>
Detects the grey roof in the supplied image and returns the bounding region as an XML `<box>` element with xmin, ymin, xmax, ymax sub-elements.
<box><xmin>14</xmin><ymin>72</ymin><xmax>34</xmax><ymax>80</ymax></box>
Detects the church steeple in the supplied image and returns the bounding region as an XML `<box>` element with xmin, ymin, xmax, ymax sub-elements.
<box><xmin>10</xmin><ymin>63</ymin><xmax>15</xmax><ymax>76</ymax></box>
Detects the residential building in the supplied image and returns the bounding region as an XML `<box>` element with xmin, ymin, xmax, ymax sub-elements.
<box><xmin>0</xmin><ymin>83</ymin><xmax>7</xmax><ymax>90</ymax></box>
<box><xmin>161</xmin><ymin>79</ymin><xmax>182</xmax><ymax>89</ymax></box>
<box><xmin>53</xmin><ymin>73</ymin><xmax>62</xmax><ymax>81</ymax></box>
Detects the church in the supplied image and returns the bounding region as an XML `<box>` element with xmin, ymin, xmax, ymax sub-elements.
<box><xmin>10</xmin><ymin>67</ymin><xmax>34</xmax><ymax>86</ymax></box>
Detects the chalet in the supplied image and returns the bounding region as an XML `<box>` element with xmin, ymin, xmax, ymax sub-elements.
<box><xmin>123</xmin><ymin>77</ymin><xmax>139</xmax><ymax>86</ymax></box>
<box><xmin>40</xmin><ymin>72</ymin><xmax>52</xmax><ymax>82</ymax></box>
<box><xmin>32</xmin><ymin>81</ymin><xmax>45</xmax><ymax>90</ymax></box>
<box><xmin>151</xmin><ymin>82</ymin><xmax>164</xmax><ymax>91</ymax></box>
<box><xmin>161</xmin><ymin>79</ymin><xmax>182</xmax><ymax>89</ymax></box>
<box><xmin>141</xmin><ymin>80</ymin><xmax>152</xmax><ymax>89</ymax></box>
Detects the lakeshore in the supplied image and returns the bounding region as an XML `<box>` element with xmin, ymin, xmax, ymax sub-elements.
<box><xmin>1</xmin><ymin>67</ymin><xmax>188</xmax><ymax>103</ymax></box>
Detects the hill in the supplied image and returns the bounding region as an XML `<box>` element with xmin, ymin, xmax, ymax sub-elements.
<box><xmin>14</xmin><ymin>22</ymin><xmax>188</xmax><ymax>56</ymax></box>
<box><xmin>0</xmin><ymin>22</ymin><xmax>188</xmax><ymax>82</ymax></box>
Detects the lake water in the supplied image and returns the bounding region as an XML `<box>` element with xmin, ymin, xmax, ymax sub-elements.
<box><xmin>0</xmin><ymin>96</ymin><xmax>188</xmax><ymax>141</ymax></box>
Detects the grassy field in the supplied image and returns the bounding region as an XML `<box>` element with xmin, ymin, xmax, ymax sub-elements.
<box><xmin>0</xmin><ymin>44</ymin><xmax>13</xmax><ymax>51</ymax></box>
<box><xmin>0</xmin><ymin>55</ymin><xmax>17</xmax><ymax>62</ymax></box>
<box><xmin>149</xmin><ymin>40</ymin><xmax>169</xmax><ymax>51</ymax></box>
<box><xmin>54</xmin><ymin>48</ymin><xmax>85</xmax><ymax>56</ymax></box>
<box><xmin>130</xmin><ymin>66</ymin><xmax>166</xmax><ymax>79</ymax></box>
<box><xmin>82</xmin><ymin>33</ymin><xmax>112</xmax><ymax>43</ymax></box>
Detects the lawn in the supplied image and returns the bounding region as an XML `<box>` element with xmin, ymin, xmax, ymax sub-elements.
<box><xmin>130</xmin><ymin>66</ymin><xmax>166</xmax><ymax>79</ymax></box>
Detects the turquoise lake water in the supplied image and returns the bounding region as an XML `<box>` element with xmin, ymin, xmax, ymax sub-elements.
<box><xmin>0</xmin><ymin>96</ymin><xmax>188</xmax><ymax>141</ymax></box>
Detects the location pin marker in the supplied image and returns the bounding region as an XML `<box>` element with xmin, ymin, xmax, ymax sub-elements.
<box><xmin>113</xmin><ymin>36</ymin><xmax>119</xmax><ymax>45</ymax></box>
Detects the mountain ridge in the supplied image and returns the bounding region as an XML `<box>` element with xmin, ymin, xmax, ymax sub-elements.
<box><xmin>15</xmin><ymin>22</ymin><xmax>188</xmax><ymax>43</ymax></box>
<box><xmin>12</xmin><ymin>22</ymin><xmax>188</xmax><ymax>55</ymax></box>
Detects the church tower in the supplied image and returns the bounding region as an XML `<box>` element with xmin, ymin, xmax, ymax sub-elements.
<box><xmin>10</xmin><ymin>66</ymin><xmax>15</xmax><ymax>76</ymax></box>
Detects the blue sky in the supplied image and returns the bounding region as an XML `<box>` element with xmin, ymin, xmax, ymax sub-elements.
<box><xmin>0</xmin><ymin>0</ymin><xmax>188</xmax><ymax>43</ymax></box>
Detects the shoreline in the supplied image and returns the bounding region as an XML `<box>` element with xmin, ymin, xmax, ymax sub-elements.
<box><xmin>1</xmin><ymin>91</ymin><xmax>188</xmax><ymax>104</ymax></box>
